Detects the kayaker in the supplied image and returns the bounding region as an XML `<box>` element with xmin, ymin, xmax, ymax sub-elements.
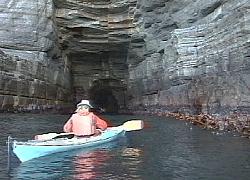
<box><xmin>63</xmin><ymin>100</ymin><xmax>108</xmax><ymax>137</ymax></box>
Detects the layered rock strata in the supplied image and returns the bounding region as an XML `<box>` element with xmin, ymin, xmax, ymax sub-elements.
<box><xmin>0</xmin><ymin>0</ymin><xmax>71</xmax><ymax>112</ymax></box>
<box><xmin>54</xmin><ymin>0</ymin><xmax>137</xmax><ymax>112</ymax></box>
<box><xmin>0</xmin><ymin>51</ymin><xmax>71</xmax><ymax>112</ymax></box>
<box><xmin>0</xmin><ymin>0</ymin><xmax>249</xmax><ymax>121</ymax></box>
<box><xmin>128</xmin><ymin>0</ymin><xmax>250</xmax><ymax>116</ymax></box>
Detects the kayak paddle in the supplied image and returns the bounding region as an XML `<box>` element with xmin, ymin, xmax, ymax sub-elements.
<box><xmin>35</xmin><ymin>119</ymin><xmax>144</xmax><ymax>140</ymax></box>
<box><xmin>121</xmin><ymin>120</ymin><xmax>144</xmax><ymax>131</ymax></box>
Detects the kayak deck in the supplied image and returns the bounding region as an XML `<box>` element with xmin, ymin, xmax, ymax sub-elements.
<box><xmin>12</xmin><ymin>127</ymin><xmax>125</xmax><ymax>162</ymax></box>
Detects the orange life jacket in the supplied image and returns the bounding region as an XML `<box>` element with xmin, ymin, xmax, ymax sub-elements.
<box><xmin>63</xmin><ymin>112</ymin><xmax>107</xmax><ymax>136</ymax></box>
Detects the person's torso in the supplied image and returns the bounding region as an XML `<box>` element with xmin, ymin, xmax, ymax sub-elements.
<box><xmin>71</xmin><ymin>113</ymin><xmax>96</xmax><ymax>136</ymax></box>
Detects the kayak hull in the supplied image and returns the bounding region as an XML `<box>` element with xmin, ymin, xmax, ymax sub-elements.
<box><xmin>12</xmin><ymin>127</ymin><xmax>125</xmax><ymax>162</ymax></box>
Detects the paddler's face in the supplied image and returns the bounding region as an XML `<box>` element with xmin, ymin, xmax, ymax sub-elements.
<box><xmin>79</xmin><ymin>105</ymin><xmax>90</xmax><ymax>112</ymax></box>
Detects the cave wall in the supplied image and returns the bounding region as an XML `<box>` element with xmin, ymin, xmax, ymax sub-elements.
<box><xmin>70</xmin><ymin>51</ymin><xmax>127</xmax><ymax>111</ymax></box>
<box><xmin>0</xmin><ymin>0</ymin><xmax>72</xmax><ymax>112</ymax></box>
<box><xmin>0</xmin><ymin>0</ymin><xmax>136</xmax><ymax>113</ymax></box>
<box><xmin>127</xmin><ymin>0</ymin><xmax>250</xmax><ymax>116</ymax></box>
<box><xmin>54</xmin><ymin>0</ymin><xmax>137</xmax><ymax>112</ymax></box>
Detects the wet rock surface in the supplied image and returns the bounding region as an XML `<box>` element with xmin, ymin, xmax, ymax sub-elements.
<box><xmin>0</xmin><ymin>0</ymin><xmax>72</xmax><ymax>112</ymax></box>
<box><xmin>131</xmin><ymin>107</ymin><xmax>250</xmax><ymax>138</ymax></box>
<box><xmin>0</xmin><ymin>50</ymin><xmax>72</xmax><ymax>112</ymax></box>
<box><xmin>127</xmin><ymin>0</ymin><xmax>250</xmax><ymax>125</ymax></box>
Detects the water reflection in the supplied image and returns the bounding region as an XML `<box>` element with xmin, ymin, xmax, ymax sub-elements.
<box><xmin>121</xmin><ymin>148</ymin><xmax>143</xmax><ymax>179</ymax></box>
<box><xmin>73</xmin><ymin>149</ymin><xmax>110</xmax><ymax>180</ymax></box>
<box><xmin>122</xmin><ymin>148</ymin><xmax>142</xmax><ymax>158</ymax></box>
<box><xmin>10</xmin><ymin>156</ymin><xmax>71</xmax><ymax>180</ymax></box>
<box><xmin>73</xmin><ymin>147</ymin><xmax>144</xmax><ymax>180</ymax></box>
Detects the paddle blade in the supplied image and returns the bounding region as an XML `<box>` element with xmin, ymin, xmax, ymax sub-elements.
<box><xmin>122</xmin><ymin>120</ymin><xmax>144</xmax><ymax>131</ymax></box>
<box><xmin>35</xmin><ymin>132</ymin><xmax>73</xmax><ymax>140</ymax></box>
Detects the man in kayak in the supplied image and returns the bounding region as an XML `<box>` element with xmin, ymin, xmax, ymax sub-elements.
<box><xmin>63</xmin><ymin>100</ymin><xmax>108</xmax><ymax>137</ymax></box>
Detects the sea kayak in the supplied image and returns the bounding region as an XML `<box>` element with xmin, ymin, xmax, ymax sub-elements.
<box><xmin>10</xmin><ymin>120</ymin><xmax>143</xmax><ymax>162</ymax></box>
<box><xmin>12</xmin><ymin>126</ymin><xmax>125</xmax><ymax>162</ymax></box>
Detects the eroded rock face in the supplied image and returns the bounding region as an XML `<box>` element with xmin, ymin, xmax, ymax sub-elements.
<box><xmin>0</xmin><ymin>50</ymin><xmax>71</xmax><ymax>112</ymax></box>
<box><xmin>54</xmin><ymin>0</ymin><xmax>137</xmax><ymax>53</ymax></box>
<box><xmin>54</xmin><ymin>0</ymin><xmax>137</xmax><ymax>111</ymax></box>
<box><xmin>0</xmin><ymin>0</ymin><xmax>137</xmax><ymax>112</ymax></box>
<box><xmin>0</xmin><ymin>0</ymin><xmax>71</xmax><ymax>112</ymax></box>
<box><xmin>0</xmin><ymin>0</ymin><xmax>249</xmax><ymax>117</ymax></box>
<box><xmin>127</xmin><ymin>0</ymin><xmax>250</xmax><ymax>116</ymax></box>
<box><xmin>0</xmin><ymin>0</ymin><xmax>58</xmax><ymax>61</ymax></box>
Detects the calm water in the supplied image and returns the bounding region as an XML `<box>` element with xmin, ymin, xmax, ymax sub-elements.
<box><xmin>0</xmin><ymin>113</ymin><xmax>250</xmax><ymax>180</ymax></box>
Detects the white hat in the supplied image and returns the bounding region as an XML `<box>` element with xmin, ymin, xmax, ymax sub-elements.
<box><xmin>77</xmin><ymin>100</ymin><xmax>93</xmax><ymax>108</ymax></box>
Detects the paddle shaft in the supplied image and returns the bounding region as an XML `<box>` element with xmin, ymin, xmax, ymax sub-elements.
<box><xmin>36</xmin><ymin>119</ymin><xmax>144</xmax><ymax>140</ymax></box>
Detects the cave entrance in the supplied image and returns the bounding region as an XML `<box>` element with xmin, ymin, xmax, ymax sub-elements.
<box><xmin>89</xmin><ymin>84</ymin><xmax>119</xmax><ymax>114</ymax></box>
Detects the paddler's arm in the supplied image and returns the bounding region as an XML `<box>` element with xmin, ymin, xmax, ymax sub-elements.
<box><xmin>93</xmin><ymin>114</ymin><xmax>108</xmax><ymax>130</ymax></box>
<box><xmin>63</xmin><ymin>117</ymin><xmax>73</xmax><ymax>133</ymax></box>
